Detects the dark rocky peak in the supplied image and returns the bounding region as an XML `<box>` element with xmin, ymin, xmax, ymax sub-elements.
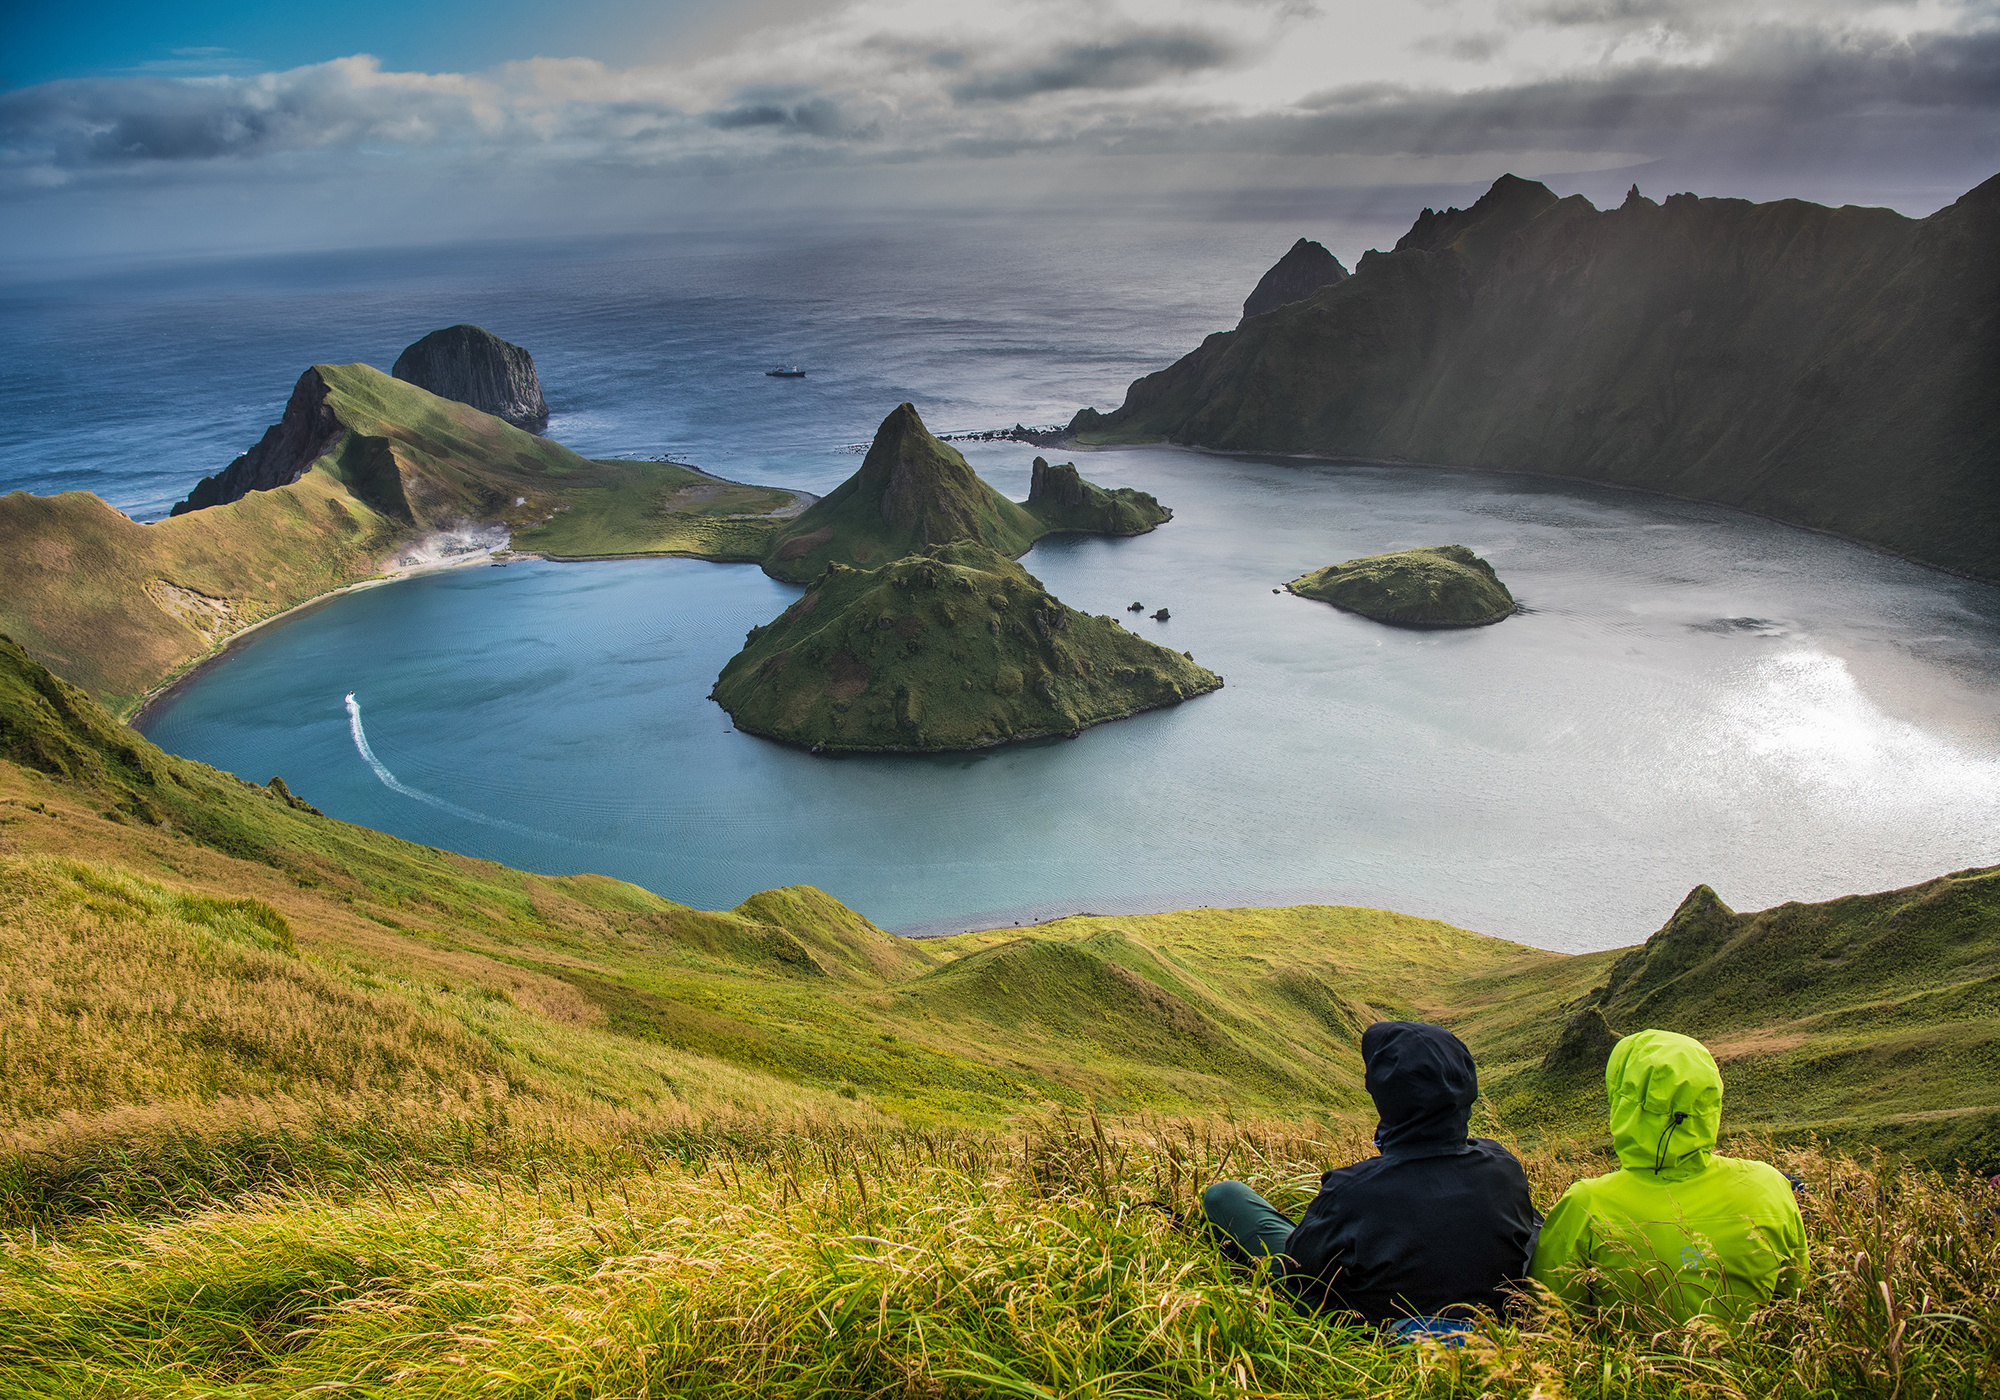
<box><xmin>1620</xmin><ymin>183</ymin><xmax>1657</xmax><ymax>211</ymax></box>
<box><xmin>1028</xmin><ymin>457</ymin><xmax>1088</xmax><ymax>508</ymax></box>
<box><xmin>171</xmin><ymin>368</ymin><xmax>342</xmax><ymax>516</ymax></box>
<box><xmin>391</xmin><ymin>324</ymin><xmax>548</xmax><ymax>432</ymax></box>
<box><xmin>1394</xmin><ymin>173</ymin><xmax>1562</xmax><ymax>272</ymax></box>
<box><xmin>1242</xmin><ymin>238</ymin><xmax>1350</xmax><ymax>320</ymax></box>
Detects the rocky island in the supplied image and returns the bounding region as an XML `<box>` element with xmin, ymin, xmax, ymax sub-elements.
<box><xmin>762</xmin><ymin>403</ymin><xmax>1168</xmax><ymax>584</ymax></box>
<box><xmin>391</xmin><ymin>324</ymin><xmax>550</xmax><ymax>431</ymax></box>
<box><xmin>713</xmin><ymin>539</ymin><xmax>1221</xmax><ymax>752</ymax></box>
<box><xmin>1288</xmin><ymin>545</ymin><xmax>1515</xmax><ymax>628</ymax></box>
<box><xmin>1073</xmin><ymin>171</ymin><xmax>2000</xmax><ymax>581</ymax></box>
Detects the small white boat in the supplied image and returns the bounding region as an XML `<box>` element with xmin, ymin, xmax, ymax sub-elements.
<box><xmin>765</xmin><ymin>365</ymin><xmax>806</xmax><ymax>378</ymax></box>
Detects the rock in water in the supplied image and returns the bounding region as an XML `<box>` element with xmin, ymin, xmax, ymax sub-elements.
<box><xmin>713</xmin><ymin>540</ymin><xmax>1222</xmax><ymax>752</ymax></box>
<box><xmin>391</xmin><ymin>325</ymin><xmax>549</xmax><ymax>431</ymax></box>
<box><xmin>171</xmin><ymin>368</ymin><xmax>344</xmax><ymax>515</ymax></box>
<box><xmin>1241</xmin><ymin>238</ymin><xmax>1349</xmax><ymax>320</ymax></box>
<box><xmin>1289</xmin><ymin>545</ymin><xmax>1515</xmax><ymax>628</ymax></box>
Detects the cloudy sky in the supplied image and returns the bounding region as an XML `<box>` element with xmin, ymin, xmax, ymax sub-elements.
<box><xmin>5</xmin><ymin>0</ymin><xmax>1996</xmax><ymax>262</ymax></box>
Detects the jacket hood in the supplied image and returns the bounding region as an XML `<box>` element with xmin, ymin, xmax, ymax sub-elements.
<box><xmin>1606</xmin><ymin>1028</ymin><xmax>1722</xmax><ymax>1175</ymax></box>
<box><xmin>1362</xmin><ymin>1021</ymin><xmax>1477</xmax><ymax>1155</ymax></box>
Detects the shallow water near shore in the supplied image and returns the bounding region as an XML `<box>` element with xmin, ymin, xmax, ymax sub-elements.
<box><xmin>140</xmin><ymin>446</ymin><xmax>2000</xmax><ymax>951</ymax></box>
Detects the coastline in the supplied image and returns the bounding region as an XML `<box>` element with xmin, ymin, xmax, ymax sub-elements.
<box><xmin>129</xmin><ymin>544</ymin><xmax>506</xmax><ymax>731</ymax></box>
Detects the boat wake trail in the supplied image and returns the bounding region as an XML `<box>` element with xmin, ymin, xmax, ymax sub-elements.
<box><xmin>344</xmin><ymin>692</ymin><xmax>544</xmax><ymax>838</ymax></box>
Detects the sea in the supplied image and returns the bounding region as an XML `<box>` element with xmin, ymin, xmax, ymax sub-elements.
<box><xmin>6</xmin><ymin>209</ymin><xmax>1999</xmax><ymax>952</ymax></box>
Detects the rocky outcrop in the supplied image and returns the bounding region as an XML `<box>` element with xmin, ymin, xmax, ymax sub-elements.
<box><xmin>1242</xmin><ymin>238</ymin><xmax>1348</xmax><ymax>320</ymax></box>
<box><xmin>1077</xmin><ymin>172</ymin><xmax>2000</xmax><ymax>581</ymax></box>
<box><xmin>391</xmin><ymin>325</ymin><xmax>549</xmax><ymax>432</ymax></box>
<box><xmin>170</xmin><ymin>369</ymin><xmax>342</xmax><ymax>516</ymax></box>
<box><xmin>1025</xmin><ymin>458</ymin><xmax>1171</xmax><ymax>537</ymax></box>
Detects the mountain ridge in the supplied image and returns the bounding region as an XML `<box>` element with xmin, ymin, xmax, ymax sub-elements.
<box><xmin>1073</xmin><ymin>171</ymin><xmax>2000</xmax><ymax>581</ymax></box>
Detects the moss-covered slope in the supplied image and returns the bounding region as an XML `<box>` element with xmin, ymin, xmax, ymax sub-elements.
<box><xmin>1075</xmin><ymin>172</ymin><xmax>2000</xmax><ymax>581</ymax></box>
<box><xmin>1288</xmin><ymin>544</ymin><xmax>1515</xmax><ymax>627</ymax></box>
<box><xmin>1025</xmin><ymin>457</ymin><xmax>1170</xmax><ymax>537</ymax></box>
<box><xmin>714</xmin><ymin>540</ymin><xmax>1221</xmax><ymax>751</ymax></box>
<box><xmin>0</xmin><ymin>364</ymin><xmax>810</xmax><ymax>716</ymax></box>
<box><xmin>763</xmin><ymin>404</ymin><xmax>1171</xmax><ymax>583</ymax></box>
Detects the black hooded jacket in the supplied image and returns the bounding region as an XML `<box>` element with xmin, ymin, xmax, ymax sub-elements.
<box><xmin>1282</xmin><ymin>1021</ymin><xmax>1539</xmax><ymax>1322</ymax></box>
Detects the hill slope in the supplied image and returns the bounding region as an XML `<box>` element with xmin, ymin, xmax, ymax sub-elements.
<box><xmin>0</xmin><ymin>364</ymin><xmax>810</xmax><ymax>717</ymax></box>
<box><xmin>1075</xmin><ymin>172</ymin><xmax>2000</xmax><ymax>580</ymax></box>
<box><xmin>712</xmin><ymin>540</ymin><xmax>1221</xmax><ymax>751</ymax></box>
<box><xmin>763</xmin><ymin>404</ymin><xmax>1169</xmax><ymax>583</ymax></box>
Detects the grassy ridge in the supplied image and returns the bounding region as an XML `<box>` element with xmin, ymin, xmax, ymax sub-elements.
<box><xmin>3</xmin><ymin>634</ymin><xmax>1999</xmax><ymax>1393</ymax></box>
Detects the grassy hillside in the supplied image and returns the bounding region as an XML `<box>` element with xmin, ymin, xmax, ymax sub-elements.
<box><xmin>764</xmin><ymin>404</ymin><xmax>1168</xmax><ymax>584</ymax></box>
<box><xmin>1076</xmin><ymin>172</ymin><xmax>2000</xmax><ymax>581</ymax></box>
<box><xmin>3</xmin><ymin>634</ymin><xmax>1998</xmax><ymax>1395</ymax></box>
<box><xmin>1289</xmin><ymin>545</ymin><xmax>1516</xmax><ymax>628</ymax></box>
<box><xmin>712</xmin><ymin>540</ymin><xmax>1222</xmax><ymax>751</ymax></box>
<box><xmin>0</xmin><ymin>366</ymin><xmax>812</xmax><ymax>718</ymax></box>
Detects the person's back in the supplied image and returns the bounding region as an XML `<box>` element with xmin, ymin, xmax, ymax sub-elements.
<box><xmin>1529</xmin><ymin>1029</ymin><xmax>1807</xmax><ymax>1324</ymax></box>
<box><xmin>1204</xmin><ymin>1021</ymin><xmax>1539</xmax><ymax>1324</ymax></box>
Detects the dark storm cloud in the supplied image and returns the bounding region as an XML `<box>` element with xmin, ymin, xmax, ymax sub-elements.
<box><xmin>948</xmin><ymin>30</ymin><xmax>1239</xmax><ymax>103</ymax></box>
<box><xmin>706</xmin><ymin>93</ymin><xmax>878</xmax><ymax>139</ymax></box>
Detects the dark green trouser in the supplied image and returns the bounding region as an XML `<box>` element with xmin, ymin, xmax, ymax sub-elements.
<box><xmin>1202</xmin><ymin>1180</ymin><xmax>1296</xmax><ymax>1270</ymax></box>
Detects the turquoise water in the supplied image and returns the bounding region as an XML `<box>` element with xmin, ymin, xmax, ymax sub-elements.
<box><xmin>141</xmin><ymin>445</ymin><xmax>2000</xmax><ymax>951</ymax></box>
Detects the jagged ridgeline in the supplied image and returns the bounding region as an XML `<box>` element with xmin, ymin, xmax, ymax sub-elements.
<box><xmin>762</xmin><ymin>403</ymin><xmax>1168</xmax><ymax>583</ymax></box>
<box><xmin>713</xmin><ymin>540</ymin><xmax>1221</xmax><ymax>751</ymax></box>
<box><xmin>1075</xmin><ymin>171</ymin><xmax>2000</xmax><ymax>581</ymax></box>
<box><xmin>1289</xmin><ymin>545</ymin><xmax>1516</xmax><ymax>628</ymax></box>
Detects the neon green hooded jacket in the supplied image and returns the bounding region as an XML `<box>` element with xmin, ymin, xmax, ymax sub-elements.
<box><xmin>1529</xmin><ymin>1029</ymin><xmax>1807</xmax><ymax>1323</ymax></box>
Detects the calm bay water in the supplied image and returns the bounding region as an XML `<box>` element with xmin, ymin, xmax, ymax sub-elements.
<box><xmin>7</xmin><ymin>218</ymin><xmax>1999</xmax><ymax>951</ymax></box>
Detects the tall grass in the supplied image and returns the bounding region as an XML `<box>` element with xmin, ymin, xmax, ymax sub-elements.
<box><xmin>1</xmin><ymin>1109</ymin><xmax>1993</xmax><ymax>1398</ymax></box>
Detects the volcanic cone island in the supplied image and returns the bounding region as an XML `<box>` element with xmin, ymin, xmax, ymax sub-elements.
<box><xmin>714</xmin><ymin>541</ymin><xmax>1221</xmax><ymax>751</ymax></box>
<box><xmin>761</xmin><ymin>402</ymin><xmax>1168</xmax><ymax>583</ymax></box>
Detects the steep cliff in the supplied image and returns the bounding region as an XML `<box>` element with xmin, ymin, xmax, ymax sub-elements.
<box><xmin>715</xmin><ymin>540</ymin><xmax>1221</xmax><ymax>752</ymax></box>
<box><xmin>391</xmin><ymin>324</ymin><xmax>549</xmax><ymax>432</ymax></box>
<box><xmin>1075</xmin><ymin>173</ymin><xmax>2000</xmax><ymax>580</ymax></box>
<box><xmin>1241</xmin><ymin>238</ymin><xmax>1348</xmax><ymax>320</ymax></box>
<box><xmin>169</xmin><ymin>369</ymin><xmax>344</xmax><ymax>515</ymax></box>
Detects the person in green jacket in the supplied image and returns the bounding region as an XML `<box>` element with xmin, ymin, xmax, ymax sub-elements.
<box><xmin>1529</xmin><ymin>1028</ymin><xmax>1807</xmax><ymax>1324</ymax></box>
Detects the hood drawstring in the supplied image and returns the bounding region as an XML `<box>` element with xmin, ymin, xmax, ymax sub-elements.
<box><xmin>1652</xmin><ymin>1111</ymin><xmax>1689</xmax><ymax>1174</ymax></box>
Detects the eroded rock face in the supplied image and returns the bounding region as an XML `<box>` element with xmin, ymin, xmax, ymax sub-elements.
<box><xmin>171</xmin><ymin>369</ymin><xmax>343</xmax><ymax>516</ymax></box>
<box><xmin>391</xmin><ymin>325</ymin><xmax>549</xmax><ymax>431</ymax></box>
<box><xmin>1026</xmin><ymin>458</ymin><xmax>1171</xmax><ymax>536</ymax></box>
<box><xmin>1242</xmin><ymin>238</ymin><xmax>1349</xmax><ymax>320</ymax></box>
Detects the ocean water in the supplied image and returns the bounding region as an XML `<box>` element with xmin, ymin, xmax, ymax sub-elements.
<box><xmin>8</xmin><ymin>216</ymin><xmax>2000</xmax><ymax>951</ymax></box>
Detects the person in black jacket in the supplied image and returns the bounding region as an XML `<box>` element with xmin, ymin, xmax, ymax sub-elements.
<box><xmin>1200</xmin><ymin>1021</ymin><xmax>1540</xmax><ymax>1327</ymax></box>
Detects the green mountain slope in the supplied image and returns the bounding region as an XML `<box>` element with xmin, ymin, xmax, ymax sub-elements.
<box><xmin>1289</xmin><ymin>544</ymin><xmax>1515</xmax><ymax>627</ymax></box>
<box><xmin>763</xmin><ymin>404</ymin><xmax>1169</xmax><ymax>583</ymax></box>
<box><xmin>1075</xmin><ymin>172</ymin><xmax>2000</xmax><ymax>580</ymax></box>
<box><xmin>0</xmin><ymin>364</ymin><xmax>810</xmax><ymax>717</ymax></box>
<box><xmin>712</xmin><ymin>540</ymin><xmax>1222</xmax><ymax>750</ymax></box>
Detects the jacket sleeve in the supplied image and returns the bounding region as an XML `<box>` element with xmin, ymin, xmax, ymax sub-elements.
<box><xmin>1771</xmin><ymin>1189</ymin><xmax>1809</xmax><ymax>1300</ymax></box>
<box><xmin>1528</xmin><ymin>1185</ymin><xmax>1596</xmax><ymax>1307</ymax></box>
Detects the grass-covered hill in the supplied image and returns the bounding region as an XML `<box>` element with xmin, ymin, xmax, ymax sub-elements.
<box><xmin>0</xmin><ymin>364</ymin><xmax>811</xmax><ymax>718</ymax></box>
<box><xmin>762</xmin><ymin>403</ymin><xmax>1168</xmax><ymax>583</ymax></box>
<box><xmin>4</xmin><ymin>633</ymin><xmax>1998</xmax><ymax>1396</ymax></box>
<box><xmin>712</xmin><ymin>540</ymin><xmax>1222</xmax><ymax>751</ymax></box>
<box><xmin>1289</xmin><ymin>544</ymin><xmax>1516</xmax><ymax>628</ymax></box>
<box><xmin>1075</xmin><ymin>171</ymin><xmax>2000</xmax><ymax>581</ymax></box>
